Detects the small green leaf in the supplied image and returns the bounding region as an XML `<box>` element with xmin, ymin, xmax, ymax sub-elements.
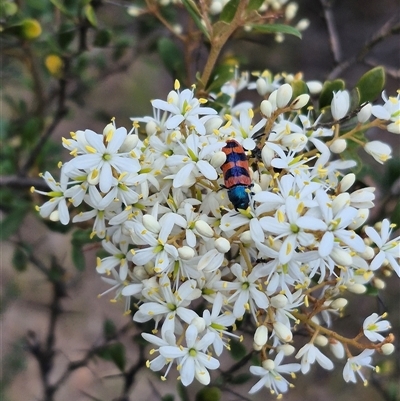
<box><xmin>319</xmin><ymin>79</ymin><xmax>345</xmax><ymax>109</ymax></box>
<box><xmin>230</xmin><ymin>373</ymin><xmax>252</xmax><ymax>385</ymax></box>
<box><xmin>0</xmin><ymin>203</ymin><xmax>29</xmax><ymax>240</ymax></box>
<box><xmin>181</xmin><ymin>0</ymin><xmax>210</xmax><ymax>39</ymax></box>
<box><xmin>349</xmin><ymin>87</ymin><xmax>361</xmax><ymax>112</ymax></box>
<box><xmin>157</xmin><ymin>37</ymin><xmax>185</xmax><ymax>80</ymax></box>
<box><xmin>291</xmin><ymin>79</ymin><xmax>309</xmax><ymax>103</ymax></box>
<box><xmin>96</xmin><ymin>343</ymin><xmax>126</xmax><ymax>371</ymax></box>
<box><xmin>229</xmin><ymin>338</ymin><xmax>246</xmax><ymax>361</ymax></box>
<box><xmin>248</xmin><ymin>0</ymin><xmax>265</xmax><ymax>10</ymax></box>
<box><xmin>161</xmin><ymin>396</ymin><xmax>175</xmax><ymax>401</ymax></box>
<box><xmin>195</xmin><ymin>387</ymin><xmax>221</xmax><ymax>401</ymax></box>
<box><xmin>250</xmin><ymin>24</ymin><xmax>302</xmax><ymax>39</ymax></box>
<box><xmin>50</xmin><ymin>0</ymin><xmax>71</xmax><ymax>15</ymax></box>
<box><xmin>356</xmin><ymin>66</ymin><xmax>385</xmax><ymax>104</ymax></box>
<box><xmin>219</xmin><ymin>0</ymin><xmax>239</xmax><ymax>23</ymax></box>
<box><xmin>206</xmin><ymin>64</ymin><xmax>236</xmax><ymax>93</ymax></box>
<box><xmin>93</xmin><ymin>29</ymin><xmax>112</xmax><ymax>47</ymax></box>
<box><xmin>84</xmin><ymin>4</ymin><xmax>97</xmax><ymax>27</ymax></box>
<box><xmin>12</xmin><ymin>245</ymin><xmax>29</xmax><ymax>272</ymax></box>
<box><xmin>103</xmin><ymin>319</ymin><xmax>117</xmax><ymax>340</ymax></box>
<box><xmin>57</xmin><ymin>22</ymin><xmax>76</xmax><ymax>50</ymax></box>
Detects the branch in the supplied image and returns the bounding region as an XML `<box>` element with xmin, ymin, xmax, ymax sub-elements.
<box><xmin>320</xmin><ymin>0</ymin><xmax>342</xmax><ymax>64</ymax></box>
<box><xmin>328</xmin><ymin>16</ymin><xmax>400</xmax><ymax>79</ymax></box>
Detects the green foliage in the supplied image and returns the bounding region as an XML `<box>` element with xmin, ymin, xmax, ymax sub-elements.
<box><xmin>95</xmin><ymin>342</ymin><xmax>126</xmax><ymax>371</ymax></box>
<box><xmin>157</xmin><ymin>37</ymin><xmax>186</xmax><ymax>81</ymax></box>
<box><xmin>0</xmin><ymin>202</ymin><xmax>30</xmax><ymax>240</ymax></box>
<box><xmin>356</xmin><ymin>66</ymin><xmax>385</xmax><ymax>104</ymax></box>
<box><xmin>71</xmin><ymin>229</ymin><xmax>99</xmax><ymax>271</ymax></box>
<box><xmin>319</xmin><ymin>79</ymin><xmax>345</xmax><ymax>109</ymax></box>
<box><xmin>195</xmin><ymin>387</ymin><xmax>221</xmax><ymax>401</ymax></box>
<box><xmin>181</xmin><ymin>0</ymin><xmax>210</xmax><ymax>39</ymax></box>
<box><xmin>228</xmin><ymin>338</ymin><xmax>246</xmax><ymax>361</ymax></box>
<box><xmin>229</xmin><ymin>373</ymin><xmax>252</xmax><ymax>384</ymax></box>
<box><xmin>250</xmin><ymin>23</ymin><xmax>302</xmax><ymax>39</ymax></box>
<box><xmin>12</xmin><ymin>243</ymin><xmax>31</xmax><ymax>272</ymax></box>
<box><xmin>103</xmin><ymin>319</ymin><xmax>117</xmax><ymax>340</ymax></box>
<box><xmin>219</xmin><ymin>0</ymin><xmax>240</xmax><ymax>23</ymax></box>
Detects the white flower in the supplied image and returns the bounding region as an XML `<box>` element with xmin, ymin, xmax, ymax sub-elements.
<box><xmin>363</xmin><ymin>312</ymin><xmax>391</xmax><ymax>342</ymax></box>
<box><xmin>159</xmin><ymin>324</ymin><xmax>219</xmax><ymax>386</ymax></box>
<box><xmin>96</xmin><ymin>239</ymin><xmax>129</xmax><ymax>280</ymax></box>
<box><xmin>63</xmin><ymin>125</ymin><xmax>140</xmax><ymax>193</ymax></box>
<box><xmin>331</xmin><ymin>90</ymin><xmax>350</xmax><ymax>120</ymax></box>
<box><xmin>295</xmin><ymin>343</ymin><xmax>334</xmax><ymax>374</ymax></box>
<box><xmin>216</xmin><ymin>263</ymin><xmax>269</xmax><ymax>320</ymax></box>
<box><xmin>249</xmin><ymin>351</ymin><xmax>301</xmax><ymax>395</ymax></box>
<box><xmin>365</xmin><ymin>219</ymin><xmax>400</xmax><ymax>276</ymax></box>
<box><xmin>34</xmin><ymin>171</ymin><xmax>70</xmax><ymax>225</ymax></box>
<box><xmin>364</xmin><ymin>141</ymin><xmax>392</xmax><ymax>164</ymax></box>
<box><xmin>343</xmin><ymin>349</ymin><xmax>375</xmax><ymax>384</ymax></box>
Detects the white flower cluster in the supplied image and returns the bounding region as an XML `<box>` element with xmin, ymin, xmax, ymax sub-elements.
<box><xmin>34</xmin><ymin>74</ymin><xmax>399</xmax><ymax>396</ymax></box>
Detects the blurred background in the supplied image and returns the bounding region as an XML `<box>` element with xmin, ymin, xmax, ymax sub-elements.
<box><xmin>1</xmin><ymin>0</ymin><xmax>399</xmax><ymax>400</ymax></box>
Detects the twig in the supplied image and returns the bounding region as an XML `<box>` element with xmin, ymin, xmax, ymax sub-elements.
<box><xmin>320</xmin><ymin>0</ymin><xmax>342</xmax><ymax>64</ymax></box>
<box><xmin>328</xmin><ymin>16</ymin><xmax>400</xmax><ymax>79</ymax></box>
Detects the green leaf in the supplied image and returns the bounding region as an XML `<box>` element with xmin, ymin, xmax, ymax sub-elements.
<box><xmin>12</xmin><ymin>244</ymin><xmax>30</xmax><ymax>272</ymax></box>
<box><xmin>57</xmin><ymin>22</ymin><xmax>76</xmax><ymax>50</ymax></box>
<box><xmin>291</xmin><ymin>79</ymin><xmax>309</xmax><ymax>105</ymax></box>
<box><xmin>248</xmin><ymin>0</ymin><xmax>265</xmax><ymax>10</ymax></box>
<box><xmin>84</xmin><ymin>4</ymin><xmax>97</xmax><ymax>27</ymax></box>
<box><xmin>103</xmin><ymin>319</ymin><xmax>117</xmax><ymax>340</ymax></box>
<box><xmin>219</xmin><ymin>0</ymin><xmax>239</xmax><ymax>23</ymax></box>
<box><xmin>71</xmin><ymin>229</ymin><xmax>98</xmax><ymax>271</ymax></box>
<box><xmin>157</xmin><ymin>37</ymin><xmax>185</xmax><ymax>80</ymax></box>
<box><xmin>96</xmin><ymin>343</ymin><xmax>126</xmax><ymax>371</ymax></box>
<box><xmin>319</xmin><ymin>79</ymin><xmax>345</xmax><ymax>109</ymax></box>
<box><xmin>181</xmin><ymin>0</ymin><xmax>210</xmax><ymax>39</ymax></box>
<box><xmin>93</xmin><ymin>29</ymin><xmax>112</xmax><ymax>47</ymax></box>
<box><xmin>206</xmin><ymin>64</ymin><xmax>236</xmax><ymax>93</ymax></box>
<box><xmin>229</xmin><ymin>338</ymin><xmax>246</xmax><ymax>361</ymax></box>
<box><xmin>0</xmin><ymin>203</ymin><xmax>29</xmax><ymax>240</ymax></box>
<box><xmin>195</xmin><ymin>387</ymin><xmax>221</xmax><ymax>401</ymax></box>
<box><xmin>356</xmin><ymin>66</ymin><xmax>385</xmax><ymax>104</ymax></box>
<box><xmin>50</xmin><ymin>0</ymin><xmax>71</xmax><ymax>15</ymax></box>
<box><xmin>250</xmin><ymin>24</ymin><xmax>302</xmax><ymax>39</ymax></box>
<box><xmin>230</xmin><ymin>373</ymin><xmax>252</xmax><ymax>384</ymax></box>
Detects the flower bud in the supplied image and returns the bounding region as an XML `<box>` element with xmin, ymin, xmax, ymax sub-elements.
<box><xmin>332</xmin><ymin>192</ymin><xmax>350</xmax><ymax>215</ymax></box>
<box><xmin>273</xmin><ymin>321</ymin><xmax>293</xmax><ymax>342</ymax></box>
<box><xmin>290</xmin><ymin>94</ymin><xmax>310</xmax><ymax>110</ymax></box>
<box><xmin>373</xmin><ymin>277</ymin><xmax>386</xmax><ymax>290</ymax></box>
<box><xmin>49</xmin><ymin>210</ymin><xmax>60</xmax><ymax>222</ymax></box>
<box><xmin>169</xmin><ymin>130</ymin><xmax>182</xmax><ymax>142</ymax></box>
<box><xmin>329</xmin><ymin>339</ymin><xmax>345</xmax><ymax>359</ymax></box>
<box><xmin>296</xmin><ymin>18</ymin><xmax>310</xmax><ymax>31</ymax></box>
<box><xmin>339</xmin><ymin>173</ymin><xmax>356</xmax><ymax>192</ymax></box>
<box><xmin>211</xmin><ymin>150</ymin><xmax>226</xmax><ymax>168</ymax></box>
<box><xmin>209</xmin><ymin>1</ymin><xmax>223</xmax><ymax>14</ymax></box>
<box><xmin>307</xmin><ymin>80</ymin><xmax>323</xmax><ymax>95</ymax></box>
<box><xmin>204</xmin><ymin>116</ymin><xmax>223</xmax><ymax>134</ymax></box>
<box><xmin>268</xmin><ymin>90</ymin><xmax>278</xmax><ymax>108</ymax></box>
<box><xmin>256</xmin><ymin>77</ymin><xmax>269</xmax><ymax>96</ymax></box>
<box><xmin>271</xmin><ymin>294</ymin><xmax>288</xmax><ymax>309</ymax></box>
<box><xmin>285</xmin><ymin>2</ymin><xmax>298</xmax><ymax>20</ymax></box>
<box><xmin>239</xmin><ymin>230</ymin><xmax>253</xmax><ymax>244</ymax></box>
<box><xmin>215</xmin><ymin>237</ymin><xmax>231</xmax><ymax>253</ymax></box>
<box><xmin>330</xmin><ymin>138</ymin><xmax>347</xmax><ymax>153</ymax></box>
<box><xmin>364</xmin><ymin>141</ymin><xmax>392</xmax><ymax>164</ymax></box>
<box><xmin>276</xmin><ymin>343</ymin><xmax>296</xmax><ymax>356</ymax></box>
<box><xmin>254</xmin><ymin>325</ymin><xmax>269</xmax><ymax>347</ymax></box>
<box><xmin>133</xmin><ymin>265</ymin><xmax>148</xmax><ymax>280</ymax></box>
<box><xmin>45</xmin><ymin>54</ymin><xmax>64</xmax><ymax>78</ymax></box>
<box><xmin>277</xmin><ymin>84</ymin><xmax>293</xmax><ymax>108</ymax></box>
<box><xmin>359</xmin><ymin>245</ymin><xmax>375</xmax><ymax>260</ymax></box>
<box><xmin>347</xmin><ymin>283</ymin><xmax>367</xmax><ymax>294</ymax></box>
<box><xmin>381</xmin><ymin>343</ymin><xmax>395</xmax><ymax>355</ymax></box>
<box><xmin>178</xmin><ymin>246</ymin><xmax>195</xmax><ymax>260</ymax></box>
<box><xmin>127</xmin><ymin>6</ymin><xmax>142</xmax><ymax>16</ymax></box>
<box><xmin>121</xmin><ymin>134</ymin><xmax>139</xmax><ymax>152</ymax></box>
<box><xmin>357</xmin><ymin>103</ymin><xmax>372</xmax><ymax>123</ymax></box>
<box><xmin>21</xmin><ymin>18</ymin><xmax>42</xmax><ymax>39</ymax></box>
<box><xmin>387</xmin><ymin>120</ymin><xmax>400</xmax><ymax>134</ymax></box>
<box><xmin>191</xmin><ymin>317</ymin><xmax>206</xmax><ymax>333</ymax></box>
<box><xmin>331</xmin><ymin>90</ymin><xmax>350</xmax><ymax>120</ymax></box>
<box><xmin>315</xmin><ymin>335</ymin><xmax>328</xmax><ymax>347</ymax></box>
<box><xmin>262</xmin><ymin>359</ymin><xmax>275</xmax><ymax>371</ymax></box>
<box><xmin>195</xmin><ymin>220</ymin><xmax>214</xmax><ymax>238</ymax></box>
<box><xmin>145</xmin><ymin>121</ymin><xmax>158</xmax><ymax>135</ymax></box>
<box><xmin>330</xmin><ymin>298</ymin><xmax>348</xmax><ymax>310</ymax></box>
<box><xmin>253</xmin><ymin>342</ymin><xmax>263</xmax><ymax>351</ymax></box>
<box><xmin>330</xmin><ymin>247</ymin><xmax>353</xmax><ymax>266</ymax></box>
<box><xmin>261</xmin><ymin>144</ymin><xmax>275</xmax><ymax>167</ymax></box>
<box><xmin>142</xmin><ymin>214</ymin><xmax>161</xmax><ymax>234</ymax></box>
<box><xmin>260</xmin><ymin>99</ymin><xmax>273</xmax><ymax>117</ymax></box>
